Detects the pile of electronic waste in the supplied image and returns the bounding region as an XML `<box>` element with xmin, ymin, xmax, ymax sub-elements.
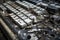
<box><xmin>0</xmin><ymin>0</ymin><xmax>60</xmax><ymax>40</ymax></box>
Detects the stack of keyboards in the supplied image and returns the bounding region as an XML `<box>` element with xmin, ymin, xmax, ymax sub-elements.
<box><xmin>2</xmin><ymin>1</ymin><xmax>48</xmax><ymax>27</ymax></box>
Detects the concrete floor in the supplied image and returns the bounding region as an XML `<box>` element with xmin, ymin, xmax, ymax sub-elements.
<box><xmin>0</xmin><ymin>30</ymin><xmax>6</xmax><ymax>40</ymax></box>
<box><xmin>0</xmin><ymin>24</ymin><xmax>6</xmax><ymax>40</ymax></box>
